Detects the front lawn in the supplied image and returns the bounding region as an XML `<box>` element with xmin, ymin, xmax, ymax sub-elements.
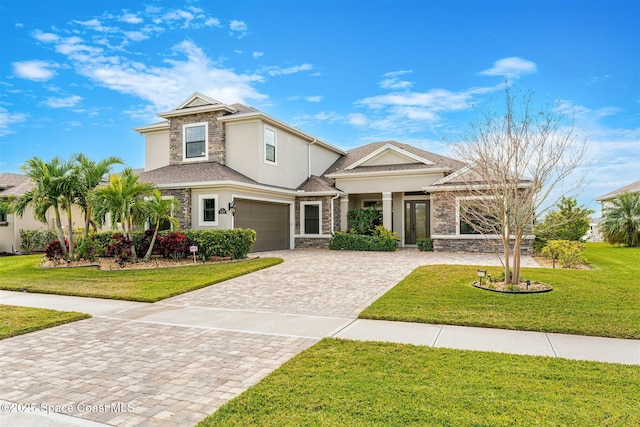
<box><xmin>0</xmin><ymin>305</ymin><xmax>90</xmax><ymax>339</ymax></box>
<box><xmin>359</xmin><ymin>243</ymin><xmax>640</xmax><ymax>339</ymax></box>
<box><xmin>200</xmin><ymin>338</ymin><xmax>639</xmax><ymax>427</ymax></box>
<box><xmin>0</xmin><ymin>255</ymin><xmax>282</xmax><ymax>302</ymax></box>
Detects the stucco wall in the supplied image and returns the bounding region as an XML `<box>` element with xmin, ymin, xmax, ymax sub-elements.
<box><xmin>145</xmin><ymin>130</ymin><xmax>170</xmax><ymax>171</ymax></box>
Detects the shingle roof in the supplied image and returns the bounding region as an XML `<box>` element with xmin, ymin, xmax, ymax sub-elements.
<box><xmin>324</xmin><ymin>141</ymin><xmax>466</xmax><ymax>176</ymax></box>
<box><xmin>0</xmin><ymin>173</ymin><xmax>32</xmax><ymax>197</ymax></box>
<box><xmin>596</xmin><ymin>181</ymin><xmax>640</xmax><ymax>201</ymax></box>
<box><xmin>138</xmin><ymin>162</ymin><xmax>258</xmax><ymax>186</ymax></box>
<box><xmin>297</xmin><ymin>175</ymin><xmax>337</xmax><ymax>192</ymax></box>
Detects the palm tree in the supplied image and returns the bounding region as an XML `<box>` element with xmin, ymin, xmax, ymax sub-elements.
<box><xmin>143</xmin><ymin>190</ymin><xmax>179</xmax><ymax>262</ymax></box>
<box><xmin>72</xmin><ymin>154</ymin><xmax>123</xmax><ymax>238</ymax></box>
<box><xmin>14</xmin><ymin>157</ymin><xmax>76</xmax><ymax>259</ymax></box>
<box><xmin>599</xmin><ymin>192</ymin><xmax>640</xmax><ymax>247</ymax></box>
<box><xmin>93</xmin><ymin>168</ymin><xmax>155</xmax><ymax>260</ymax></box>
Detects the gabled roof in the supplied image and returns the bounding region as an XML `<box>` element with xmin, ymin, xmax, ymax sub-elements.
<box><xmin>596</xmin><ymin>181</ymin><xmax>640</xmax><ymax>202</ymax></box>
<box><xmin>325</xmin><ymin>141</ymin><xmax>465</xmax><ymax>178</ymax></box>
<box><xmin>156</xmin><ymin>92</ymin><xmax>237</xmax><ymax>119</ymax></box>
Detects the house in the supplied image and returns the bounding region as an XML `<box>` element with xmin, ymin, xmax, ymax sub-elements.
<box><xmin>135</xmin><ymin>92</ymin><xmax>533</xmax><ymax>253</ymax></box>
<box><xmin>592</xmin><ymin>180</ymin><xmax>640</xmax><ymax>241</ymax></box>
<box><xmin>0</xmin><ymin>173</ymin><xmax>66</xmax><ymax>253</ymax></box>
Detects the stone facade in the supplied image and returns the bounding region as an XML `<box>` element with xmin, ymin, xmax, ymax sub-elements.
<box><xmin>169</xmin><ymin>111</ymin><xmax>227</xmax><ymax>165</ymax></box>
<box><xmin>160</xmin><ymin>188</ymin><xmax>191</xmax><ymax>230</ymax></box>
<box><xmin>294</xmin><ymin>195</ymin><xmax>335</xmax><ymax>235</ymax></box>
<box><xmin>294</xmin><ymin>237</ymin><xmax>330</xmax><ymax>249</ymax></box>
<box><xmin>430</xmin><ymin>191</ymin><xmax>534</xmax><ymax>255</ymax></box>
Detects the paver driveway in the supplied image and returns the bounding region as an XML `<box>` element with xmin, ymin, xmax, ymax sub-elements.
<box><xmin>0</xmin><ymin>250</ymin><xmax>526</xmax><ymax>426</ymax></box>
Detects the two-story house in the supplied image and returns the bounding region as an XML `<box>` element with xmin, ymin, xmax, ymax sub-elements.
<box><xmin>135</xmin><ymin>92</ymin><xmax>533</xmax><ymax>253</ymax></box>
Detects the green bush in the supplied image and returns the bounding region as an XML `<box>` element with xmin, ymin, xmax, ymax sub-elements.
<box><xmin>75</xmin><ymin>235</ymin><xmax>104</xmax><ymax>261</ymax></box>
<box><xmin>347</xmin><ymin>206</ymin><xmax>382</xmax><ymax>235</ymax></box>
<box><xmin>184</xmin><ymin>229</ymin><xmax>257</xmax><ymax>259</ymax></box>
<box><xmin>19</xmin><ymin>229</ymin><xmax>57</xmax><ymax>254</ymax></box>
<box><xmin>540</xmin><ymin>240</ymin><xmax>586</xmax><ymax>268</ymax></box>
<box><xmin>329</xmin><ymin>231</ymin><xmax>397</xmax><ymax>252</ymax></box>
<box><xmin>417</xmin><ymin>238</ymin><xmax>433</xmax><ymax>251</ymax></box>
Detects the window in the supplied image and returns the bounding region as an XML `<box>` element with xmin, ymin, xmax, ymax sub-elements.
<box><xmin>301</xmin><ymin>202</ymin><xmax>321</xmax><ymax>235</ymax></box>
<box><xmin>198</xmin><ymin>194</ymin><xmax>218</xmax><ymax>226</ymax></box>
<box><xmin>0</xmin><ymin>211</ymin><xmax>6</xmax><ymax>223</ymax></box>
<box><xmin>184</xmin><ymin>123</ymin><xmax>207</xmax><ymax>160</ymax></box>
<box><xmin>457</xmin><ymin>197</ymin><xmax>499</xmax><ymax>235</ymax></box>
<box><xmin>264</xmin><ymin>127</ymin><xmax>276</xmax><ymax>164</ymax></box>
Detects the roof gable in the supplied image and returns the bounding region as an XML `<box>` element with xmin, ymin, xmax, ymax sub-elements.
<box><xmin>176</xmin><ymin>92</ymin><xmax>224</xmax><ymax>109</ymax></box>
<box><xmin>157</xmin><ymin>92</ymin><xmax>237</xmax><ymax>118</ymax></box>
<box><xmin>345</xmin><ymin>143</ymin><xmax>434</xmax><ymax>170</ymax></box>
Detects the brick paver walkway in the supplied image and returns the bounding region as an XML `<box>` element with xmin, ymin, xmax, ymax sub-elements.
<box><xmin>0</xmin><ymin>250</ymin><xmax>532</xmax><ymax>426</ymax></box>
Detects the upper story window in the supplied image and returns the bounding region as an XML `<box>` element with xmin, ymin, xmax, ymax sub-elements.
<box><xmin>264</xmin><ymin>126</ymin><xmax>276</xmax><ymax>164</ymax></box>
<box><xmin>184</xmin><ymin>122</ymin><xmax>208</xmax><ymax>161</ymax></box>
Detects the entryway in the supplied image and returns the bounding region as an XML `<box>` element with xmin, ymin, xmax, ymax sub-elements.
<box><xmin>404</xmin><ymin>200</ymin><xmax>429</xmax><ymax>244</ymax></box>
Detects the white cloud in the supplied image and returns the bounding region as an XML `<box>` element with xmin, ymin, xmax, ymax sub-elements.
<box><xmin>32</xmin><ymin>30</ymin><xmax>60</xmax><ymax>43</ymax></box>
<box><xmin>306</xmin><ymin>96</ymin><xmax>323</xmax><ymax>103</ymax></box>
<box><xmin>205</xmin><ymin>17</ymin><xmax>221</xmax><ymax>27</ymax></box>
<box><xmin>0</xmin><ymin>107</ymin><xmax>28</xmax><ymax>137</ymax></box>
<box><xmin>480</xmin><ymin>57</ymin><xmax>537</xmax><ymax>78</ymax></box>
<box><xmin>230</xmin><ymin>19</ymin><xmax>248</xmax><ymax>37</ymax></box>
<box><xmin>253</xmin><ymin>51</ymin><xmax>264</xmax><ymax>59</ymax></box>
<box><xmin>43</xmin><ymin>95</ymin><xmax>82</xmax><ymax>108</ymax></box>
<box><xmin>120</xmin><ymin>12</ymin><xmax>143</xmax><ymax>24</ymax></box>
<box><xmin>379</xmin><ymin>70</ymin><xmax>414</xmax><ymax>90</ymax></box>
<box><xmin>12</xmin><ymin>60</ymin><xmax>58</xmax><ymax>81</ymax></box>
<box><xmin>264</xmin><ymin>63</ymin><xmax>313</xmax><ymax>76</ymax></box>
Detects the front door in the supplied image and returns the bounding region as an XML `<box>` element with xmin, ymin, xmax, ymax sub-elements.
<box><xmin>405</xmin><ymin>200</ymin><xmax>429</xmax><ymax>244</ymax></box>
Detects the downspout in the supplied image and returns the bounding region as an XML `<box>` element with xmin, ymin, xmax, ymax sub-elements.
<box><xmin>330</xmin><ymin>193</ymin><xmax>341</xmax><ymax>234</ymax></box>
<box><xmin>12</xmin><ymin>212</ymin><xmax>17</xmax><ymax>254</ymax></box>
<box><xmin>308</xmin><ymin>138</ymin><xmax>317</xmax><ymax>179</ymax></box>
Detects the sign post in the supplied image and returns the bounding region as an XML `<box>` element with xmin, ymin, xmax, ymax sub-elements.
<box><xmin>189</xmin><ymin>245</ymin><xmax>198</xmax><ymax>263</ymax></box>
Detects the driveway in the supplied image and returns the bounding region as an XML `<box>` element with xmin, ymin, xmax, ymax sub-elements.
<box><xmin>0</xmin><ymin>250</ymin><xmax>531</xmax><ymax>426</ymax></box>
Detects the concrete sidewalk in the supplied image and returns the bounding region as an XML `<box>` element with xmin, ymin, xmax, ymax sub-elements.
<box><xmin>333</xmin><ymin>319</ymin><xmax>640</xmax><ymax>365</ymax></box>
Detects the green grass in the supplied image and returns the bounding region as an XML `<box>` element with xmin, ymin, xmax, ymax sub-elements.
<box><xmin>0</xmin><ymin>305</ymin><xmax>90</xmax><ymax>339</ymax></box>
<box><xmin>0</xmin><ymin>255</ymin><xmax>283</xmax><ymax>302</ymax></box>
<box><xmin>359</xmin><ymin>243</ymin><xmax>640</xmax><ymax>339</ymax></box>
<box><xmin>200</xmin><ymin>338</ymin><xmax>640</xmax><ymax>427</ymax></box>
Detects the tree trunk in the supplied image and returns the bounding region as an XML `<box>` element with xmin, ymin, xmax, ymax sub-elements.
<box><xmin>53</xmin><ymin>208</ymin><xmax>68</xmax><ymax>258</ymax></box>
<box><xmin>66</xmin><ymin>205</ymin><xmax>74</xmax><ymax>260</ymax></box>
<box><xmin>143</xmin><ymin>222</ymin><xmax>160</xmax><ymax>262</ymax></box>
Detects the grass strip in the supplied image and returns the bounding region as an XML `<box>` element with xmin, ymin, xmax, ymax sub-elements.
<box><xmin>0</xmin><ymin>305</ymin><xmax>90</xmax><ymax>339</ymax></box>
<box><xmin>0</xmin><ymin>256</ymin><xmax>282</xmax><ymax>302</ymax></box>
<box><xmin>200</xmin><ymin>338</ymin><xmax>639</xmax><ymax>427</ymax></box>
<box><xmin>359</xmin><ymin>243</ymin><xmax>640</xmax><ymax>339</ymax></box>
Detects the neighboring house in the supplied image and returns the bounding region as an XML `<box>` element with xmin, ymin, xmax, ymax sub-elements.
<box><xmin>135</xmin><ymin>92</ymin><xmax>533</xmax><ymax>253</ymax></box>
<box><xmin>592</xmin><ymin>180</ymin><xmax>640</xmax><ymax>241</ymax></box>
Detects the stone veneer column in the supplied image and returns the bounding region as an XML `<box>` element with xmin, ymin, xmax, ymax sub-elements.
<box><xmin>382</xmin><ymin>192</ymin><xmax>392</xmax><ymax>230</ymax></box>
<box><xmin>340</xmin><ymin>196</ymin><xmax>349</xmax><ymax>231</ymax></box>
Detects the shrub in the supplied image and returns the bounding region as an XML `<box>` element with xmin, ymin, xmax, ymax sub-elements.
<box><xmin>329</xmin><ymin>231</ymin><xmax>397</xmax><ymax>252</ymax></box>
<box><xmin>75</xmin><ymin>235</ymin><xmax>104</xmax><ymax>261</ymax></box>
<box><xmin>133</xmin><ymin>230</ymin><xmax>168</xmax><ymax>259</ymax></box>
<box><xmin>540</xmin><ymin>240</ymin><xmax>586</xmax><ymax>268</ymax></box>
<box><xmin>44</xmin><ymin>240</ymin><xmax>74</xmax><ymax>263</ymax></box>
<box><xmin>373</xmin><ymin>225</ymin><xmax>400</xmax><ymax>241</ymax></box>
<box><xmin>19</xmin><ymin>229</ymin><xmax>57</xmax><ymax>254</ymax></box>
<box><xmin>161</xmin><ymin>232</ymin><xmax>189</xmax><ymax>261</ymax></box>
<box><xmin>347</xmin><ymin>206</ymin><xmax>382</xmax><ymax>235</ymax></box>
<box><xmin>417</xmin><ymin>238</ymin><xmax>433</xmax><ymax>251</ymax></box>
<box><xmin>184</xmin><ymin>229</ymin><xmax>257</xmax><ymax>260</ymax></box>
<box><xmin>105</xmin><ymin>234</ymin><xmax>134</xmax><ymax>266</ymax></box>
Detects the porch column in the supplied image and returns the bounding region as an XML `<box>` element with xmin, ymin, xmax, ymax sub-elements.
<box><xmin>382</xmin><ymin>192</ymin><xmax>392</xmax><ymax>230</ymax></box>
<box><xmin>340</xmin><ymin>196</ymin><xmax>349</xmax><ymax>231</ymax></box>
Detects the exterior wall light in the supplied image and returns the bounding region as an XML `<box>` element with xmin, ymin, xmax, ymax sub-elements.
<box><xmin>228</xmin><ymin>201</ymin><xmax>237</xmax><ymax>216</ymax></box>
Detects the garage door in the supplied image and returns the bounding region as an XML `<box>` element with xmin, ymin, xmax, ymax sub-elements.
<box><xmin>234</xmin><ymin>199</ymin><xmax>290</xmax><ymax>252</ymax></box>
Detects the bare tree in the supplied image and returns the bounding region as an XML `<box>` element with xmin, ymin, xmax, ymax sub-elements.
<box><xmin>450</xmin><ymin>85</ymin><xmax>587</xmax><ymax>285</ymax></box>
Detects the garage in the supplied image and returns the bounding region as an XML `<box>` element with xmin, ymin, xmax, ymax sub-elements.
<box><xmin>233</xmin><ymin>199</ymin><xmax>290</xmax><ymax>252</ymax></box>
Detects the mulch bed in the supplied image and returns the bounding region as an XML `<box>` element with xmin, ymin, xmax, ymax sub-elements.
<box><xmin>40</xmin><ymin>255</ymin><xmax>255</xmax><ymax>271</ymax></box>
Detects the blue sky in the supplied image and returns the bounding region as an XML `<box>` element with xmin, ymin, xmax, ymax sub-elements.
<box><xmin>1</xmin><ymin>0</ymin><xmax>638</xmax><ymax>211</ymax></box>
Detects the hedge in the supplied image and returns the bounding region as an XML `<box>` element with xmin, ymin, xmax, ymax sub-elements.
<box><xmin>417</xmin><ymin>238</ymin><xmax>433</xmax><ymax>251</ymax></box>
<box><xmin>183</xmin><ymin>229</ymin><xmax>257</xmax><ymax>259</ymax></box>
<box><xmin>329</xmin><ymin>232</ymin><xmax>397</xmax><ymax>252</ymax></box>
